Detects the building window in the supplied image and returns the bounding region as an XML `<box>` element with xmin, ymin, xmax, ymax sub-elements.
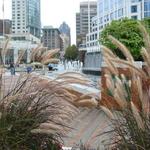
<box><xmin>118</xmin><ymin>8</ymin><xmax>123</xmax><ymax>17</ymax></box>
<box><xmin>144</xmin><ymin>12</ymin><xmax>150</xmax><ymax>17</ymax></box>
<box><xmin>95</xmin><ymin>33</ymin><xmax>97</xmax><ymax>39</ymax></box>
<box><xmin>104</xmin><ymin>0</ymin><xmax>109</xmax><ymax>11</ymax></box>
<box><xmin>110</xmin><ymin>13</ymin><xmax>114</xmax><ymax>20</ymax></box>
<box><xmin>144</xmin><ymin>2</ymin><xmax>150</xmax><ymax>11</ymax></box>
<box><xmin>131</xmin><ymin>5</ymin><xmax>137</xmax><ymax>13</ymax></box>
<box><xmin>115</xmin><ymin>10</ymin><xmax>117</xmax><ymax>18</ymax></box>
<box><xmin>131</xmin><ymin>15</ymin><xmax>138</xmax><ymax>20</ymax></box>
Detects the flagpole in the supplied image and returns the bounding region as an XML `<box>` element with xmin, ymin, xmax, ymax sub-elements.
<box><xmin>88</xmin><ymin>0</ymin><xmax>90</xmax><ymax>35</ymax></box>
<box><xmin>97</xmin><ymin>1</ymin><xmax>100</xmax><ymax>47</ymax></box>
<box><xmin>3</xmin><ymin>0</ymin><xmax>5</xmax><ymax>36</ymax></box>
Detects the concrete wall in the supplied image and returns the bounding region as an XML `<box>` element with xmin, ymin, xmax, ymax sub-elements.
<box><xmin>83</xmin><ymin>51</ymin><xmax>102</xmax><ymax>72</ymax></box>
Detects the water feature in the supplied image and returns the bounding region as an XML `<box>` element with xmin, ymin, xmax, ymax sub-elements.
<box><xmin>84</xmin><ymin>51</ymin><xmax>102</xmax><ymax>70</ymax></box>
<box><xmin>46</xmin><ymin>61</ymin><xmax>100</xmax><ymax>89</ymax></box>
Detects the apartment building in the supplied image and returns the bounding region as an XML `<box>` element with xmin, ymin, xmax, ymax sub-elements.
<box><xmin>12</xmin><ymin>0</ymin><xmax>41</xmax><ymax>38</ymax></box>
<box><xmin>42</xmin><ymin>26</ymin><xmax>62</xmax><ymax>50</ymax></box>
<box><xmin>76</xmin><ymin>1</ymin><xmax>97</xmax><ymax>47</ymax></box>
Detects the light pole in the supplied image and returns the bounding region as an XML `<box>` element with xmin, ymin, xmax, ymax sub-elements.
<box><xmin>2</xmin><ymin>0</ymin><xmax>5</xmax><ymax>65</ymax></box>
<box><xmin>2</xmin><ymin>0</ymin><xmax>5</xmax><ymax>36</ymax></box>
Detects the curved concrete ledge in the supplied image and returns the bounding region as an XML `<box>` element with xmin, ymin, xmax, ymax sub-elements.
<box><xmin>32</xmin><ymin>72</ymin><xmax>100</xmax><ymax>95</ymax></box>
<box><xmin>82</xmin><ymin>68</ymin><xmax>101</xmax><ymax>76</ymax></box>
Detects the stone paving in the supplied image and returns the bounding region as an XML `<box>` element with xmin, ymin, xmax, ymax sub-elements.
<box><xmin>1</xmin><ymin>72</ymin><xmax>20</xmax><ymax>98</ymax></box>
<box><xmin>63</xmin><ymin>108</ymin><xmax>110</xmax><ymax>149</ymax></box>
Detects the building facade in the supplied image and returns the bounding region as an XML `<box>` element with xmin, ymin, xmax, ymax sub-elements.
<box><xmin>0</xmin><ymin>19</ymin><xmax>12</xmax><ymax>36</ymax></box>
<box><xmin>12</xmin><ymin>0</ymin><xmax>41</xmax><ymax>38</ymax></box>
<box><xmin>76</xmin><ymin>1</ymin><xmax>97</xmax><ymax>47</ymax></box>
<box><xmin>81</xmin><ymin>0</ymin><xmax>150</xmax><ymax>73</ymax></box>
<box><xmin>0</xmin><ymin>34</ymin><xmax>40</xmax><ymax>64</ymax></box>
<box><xmin>60</xmin><ymin>33</ymin><xmax>70</xmax><ymax>51</ymax></box>
<box><xmin>59</xmin><ymin>22</ymin><xmax>71</xmax><ymax>52</ymax></box>
<box><xmin>42</xmin><ymin>26</ymin><xmax>62</xmax><ymax>50</ymax></box>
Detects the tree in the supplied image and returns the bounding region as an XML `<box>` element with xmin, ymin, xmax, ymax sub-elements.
<box><xmin>100</xmin><ymin>18</ymin><xmax>150</xmax><ymax>60</ymax></box>
<box><xmin>64</xmin><ymin>45</ymin><xmax>78</xmax><ymax>60</ymax></box>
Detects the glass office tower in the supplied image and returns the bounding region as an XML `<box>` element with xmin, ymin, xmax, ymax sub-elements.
<box><xmin>92</xmin><ymin>0</ymin><xmax>150</xmax><ymax>43</ymax></box>
<box><xmin>97</xmin><ymin>0</ymin><xmax>150</xmax><ymax>27</ymax></box>
<box><xmin>85</xmin><ymin>0</ymin><xmax>150</xmax><ymax>54</ymax></box>
<box><xmin>26</xmin><ymin>0</ymin><xmax>41</xmax><ymax>37</ymax></box>
<box><xmin>144</xmin><ymin>0</ymin><xmax>150</xmax><ymax>17</ymax></box>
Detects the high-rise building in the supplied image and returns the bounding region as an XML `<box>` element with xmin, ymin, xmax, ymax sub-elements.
<box><xmin>59</xmin><ymin>22</ymin><xmax>71</xmax><ymax>51</ymax></box>
<box><xmin>76</xmin><ymin>1</ymin><xmax>97</xmax><ymax>47</ymax></box>
<box><xmin>0</xmin><ymin>19</ymin><xmax>12</xmax><ymax>35</ymax></box>
<box><xmin>12</xmin><ymin>0</ymin><xmax>41</xmax><ymax>38</ymax></box>
<box><xmin>42</xmin><ymin>26</ymin><xmax>62</xmax><ymax>50</ymax></box>
<box><xmin>59</xmin><ymin>22</ymin><xmax>71</xmax><ymax>38</ymax></box>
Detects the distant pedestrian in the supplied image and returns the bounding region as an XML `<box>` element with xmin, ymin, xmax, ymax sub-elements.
<box><xmin>10</xmin><ymin>63</ymin><xmax>15</xmax><ymax>75</ymax></box>
<box><xmin>48</xmin><ymin>64</ymin><xmax>53</xmax><ymax>71</ymax></box>
<box><xmin>27</xmin><ymin>66</ymin><xmax>32</xmax><ymax>74</ymax></box>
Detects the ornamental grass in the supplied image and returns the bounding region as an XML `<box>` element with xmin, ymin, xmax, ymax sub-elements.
<box><xmin>0</xmin><ymin>71</ymin><xmax>96</xmax><ymax>149</ymax></box>
<box><xmin>101</xmin><ymin>22</ymin><xmax>150</xmax><ymax>150</ymax></box>
<box><xmin>0</xmin><ymin>38</ymin><xmax>98</xmax><ymax>149</ymax></box>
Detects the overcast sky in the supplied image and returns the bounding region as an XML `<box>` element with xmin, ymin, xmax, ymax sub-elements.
<box><xmin>0</xmin><ymin>0</ymin><xmax>89</xmax><ymax>44</ymax></box>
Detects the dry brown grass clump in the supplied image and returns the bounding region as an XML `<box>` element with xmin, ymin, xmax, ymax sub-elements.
<box><xmin>30</xmin><ymin>45</ymin><xmax>60</xmax><ymax>67</ymax></box>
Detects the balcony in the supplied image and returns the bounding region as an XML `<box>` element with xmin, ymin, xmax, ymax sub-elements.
<box><xmin>78</xmin><ymin>44</ymin><xmax>87</xmax><ymax>51</ymax></box>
